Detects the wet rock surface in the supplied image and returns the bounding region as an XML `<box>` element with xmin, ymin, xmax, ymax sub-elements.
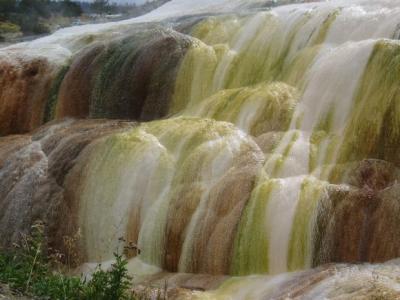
<box><xmin>0</xmin><ymin>56</ymin><xmax>60</xmax><ymax>135</ymax></box>
<box><xmin>134</xmin><ymin>262</ymin><xmax>400</xmax><ymax>299</ymax></box>
<box><xmin>314</xmin><ymin>159</ymin><xmax>400</xmax><ymax>266</ymax></box>
<box><xmin>0</xmin><ymin>119</ymin><xmax>136</xmax><ymax>253</ymax></box>
<box><xmin>56</xmin><ymin>28</ymin><xmax>193</xmax><ymax>122</ymax></box>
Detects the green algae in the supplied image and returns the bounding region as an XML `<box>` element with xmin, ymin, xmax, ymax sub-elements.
<box><xmin>88</xmin><ymin>28</ymin><xmax>192</xmax><ymax>121</ymax></box>
<box><xmin>172</xmin><ymin>8</ymin><xmax>338</xmax><ymax>123</ymax></box>
<box><xmin>231</xmin><ymin>177</ymin><xmax>277</xmax><ymax>275</ymax></box>
<box><xmin>337</xmin><ymin>41</ymin><xmax>400</xmax><ymax>168</ymax></box>
<box><xmin>191</xmin><ymin>15</ymin><xmax>246</xmax><ymax>47</ymax></box>
<box><xmin>181</xmin><ymin>81</ymin><xmax>298</xmax><ymax>136</ymax></box>
<box><xmin>77</xmin><ymin>117</ymin><xmax>257</xmax><ymax>272</ymax></box>
<box><xmin>271</xmin><ymin>130</ymin><xmax>300</xmax><ymax>177</ymax></box>
<box><xmin>170</xmin><ymin>41</ymin><xmax>220</xmax><ymax>114</ymax></box>
<box><xmin>43</xmin><ymin>64</ymin><xmax>70</xmax><ymax>123</ymax></box>
<box><xmin>287</xmin><ymin>177</ymin><xmax>326</xmax><ymax>271</ymax></box>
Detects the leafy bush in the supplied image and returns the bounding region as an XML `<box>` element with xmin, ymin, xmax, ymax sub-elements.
<box><xmin>10</xmin><ymin>14</ymin><xmax>51</xmax><ymax>34</ymax></box>
<box><xmin>0</xmin><ymin>222</ymin><xmax>136</xmax><ymax>300</ymax></box>
<box><xmin>0</xmin><ymin>21</ymin><xmax>20</xmax><ymax>34</ymax></box>
<box><xmin>84</xmin><ymin>253</ymin><xmax>133</xmax><ymax>300</ymax></box>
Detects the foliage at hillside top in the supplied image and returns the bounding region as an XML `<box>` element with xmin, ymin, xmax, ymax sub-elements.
<box><xmin>0</xmin><ymin>0</ymin><xmax>82</xmax><ymax>36</ymax></box>
<box><xmin>0</xmin><ymin>0</ymin><xmax>170</xmax><ymax>41</ymax></box>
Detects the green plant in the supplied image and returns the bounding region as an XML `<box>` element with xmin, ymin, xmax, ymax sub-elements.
<box><xmin>0</xmin><ymin>21</ymin><xmax>20</xmax><ymax>34</ymax></box>
<box><xmin>83</xmin><ymin>252</ymin><xmax>134</xmax><ymax>300</ymax></box>
<box><xmin>0</xmin><ymin>222</ymin><xmax>84</xmax><ymax>299</ymax></box>
<box><xmin>0</xmin><ymin>222</ymin><xmax>137</xmax><ymax>300</ymax></box>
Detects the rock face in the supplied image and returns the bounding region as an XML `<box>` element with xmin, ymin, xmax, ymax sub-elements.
<box><xmin>0</xmin><ymin>28</ymin><xmax>193</xmax><ymax>136</ymax></box>
<box><xmin>0</xmin><ymin>119</ymin><xmax>135</xmax><ymax>254</ymax></box>
<box><xmin>64</xmin><ymin>118</ymin><xmax>264</xmax><ymax>274</ymax></box>
<box><xmin>56</xmin><ymin>28</ymin><xmax>193</xmax><ymax>122</ymax></box>
<box><xmin>187</xmin><ymin>261</ymin><xmax>400</xmax><ymax>299</ymax></box>
<box><xmin>314</xmin><ymin>160</ymin><xmax>400</xmax><ymax>266</ymax></box>
<box><xmin>0</xmin><ymin>56</ymin><xmax>60</xmax><ymax>135</ymax></box>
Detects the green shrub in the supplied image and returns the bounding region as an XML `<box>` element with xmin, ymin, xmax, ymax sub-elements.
<box><xmin>84</xmin><ymin>253</ymin><xmax>133</xmax><ymax>300</ymax></box>
<box><xmin>0</xmin><ymin>222</ymin><xmax>136</xmax><ymax>300</ymax></box>
<box><xmin>0</xmin><ymin>21</ymin><xmax>20</xmax><ymax>34</ymax></box>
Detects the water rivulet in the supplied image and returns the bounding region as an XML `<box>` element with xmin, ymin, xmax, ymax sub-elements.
<box><xmin>1</xmin><ymin>0</ymin><xmax>400</xmax><ymax>298</ymax></box>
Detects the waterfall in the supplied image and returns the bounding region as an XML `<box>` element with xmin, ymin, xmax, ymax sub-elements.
<box><xmin>74</xmin><ymin>118</ymin><xmax>263</xmax><ymax>274</ymax></box>
<box><xmin>1</xmin><ymin>0</ymin><xmax>400</xmax><ymax>298</ymax></box>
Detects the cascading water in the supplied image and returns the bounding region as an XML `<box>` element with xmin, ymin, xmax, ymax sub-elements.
<box><xmin>1</xmin><ymin>0</ymin><xmax>400</xmax><ymax>298</ymax></box>
<box><xmin>74</xmin><ymin>118</ymin><xmax>263</xmax><ymax>275</ymax></box>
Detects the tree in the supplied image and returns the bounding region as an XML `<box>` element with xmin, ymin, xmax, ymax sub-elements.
<box><xmin>61</xmin><ymin>0</ymin><xmax>82</xmax><ymax>17</ymax></box>
<box><xmin>91</xmin><ymin>0</ymin><xmax>111</xmax><ymax>14</ymax></box>
<box><xmin>18</xmin><ymin>0</ymin><xmax>52</xmax><ymax>19</ymax></box>
<box><xmin>0</xmin><ymin>0</ymin><xmax>17</xmax><ymax>20</ymax></box>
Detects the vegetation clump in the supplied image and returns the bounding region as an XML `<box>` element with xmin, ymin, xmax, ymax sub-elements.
<box><xmin>0</xmin><ymin>222</ymin><xmax>137</xmax><ymax>300</ymax></box>
<box><xmin>0</xmin><ymin>0</ymin><xmax>82</xmax><ymax>37</ymax></box>
<box><xmin>0</xmin><ymin>0</ymin><xmax>171</xmax><ymax>42</ymax></box>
